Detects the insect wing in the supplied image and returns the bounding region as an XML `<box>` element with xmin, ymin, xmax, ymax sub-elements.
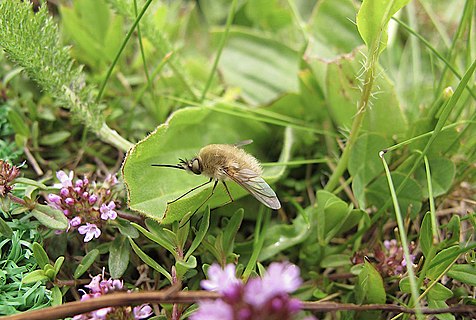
<box><xmin>226</xmin><ymin>168</ymin><xmax>281</xmax><ymax>209</ymax></box>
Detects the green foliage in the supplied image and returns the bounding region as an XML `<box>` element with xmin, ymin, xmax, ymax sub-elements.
<box><xmin>0</xmin><ymin>230</ymin><xmax>55</xmax><ymax>315</ymax></box>
<box><xmin>0</xmin><ymin>0</ymin><xmax>475</xmax><ymax>318</ymax></box>
<box><xmin>0</xmin><ymin>1</ymin><xmax>102</xmax><ymax>129</ymax></box>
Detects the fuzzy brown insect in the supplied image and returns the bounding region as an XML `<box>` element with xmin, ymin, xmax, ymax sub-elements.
<box><xmin>152</xmin><ymin>140</ymin><xmax>281</xmax><ymax>214</ymax></box>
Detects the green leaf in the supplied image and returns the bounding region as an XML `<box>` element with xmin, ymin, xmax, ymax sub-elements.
<box><xmin>427</xmin><ymin>246</ymin><xmax>460</xmax><ymax>280</ymax></box>
<box><xmin>14</xmin><ymin>177</ymin><xmax>48</xmax><ymax>190</ymax></box>
<box><xmin>31</xmin><ymin>204</ymin><xmax>69</xmax><ymax>230</ymax></box>
<box><xmin>53</xmin><ymin>256</ymin><xmax>65</xmax><ymax>277</ymax></box>
<box><xmin>356</xmin><ymin>0</ymin><xmax>411</xmax><ymax>53</ymax></box>
<box><xmin>122</xmin><ymin>106</ymin><xmax>291</xmax><ymax>224</ymax></box>
<box><xmin>349</xmin><ymin>134</ymin><xmax>390</xmax><ymax>207</ymax></box>
<box><xmin>175</xmin><ymin>255</ymin><xmax>197</xmax><ymax>280</ymax></box>
<box><xmin>367</xmin><ymin>172</ymin><xmax>422</xmax><ymax>218</ymax></box>
<box><xmin>316</xmin><ymin>190</ymin><xmax>350</xmax><ymax>245</ymax></box>
<box><xmin>447</xmin><ymin>264</ymin><xmax>476</xmax><ymax>286</ymax></box>
<box><xmin>129</xmin><ymin>238</ymin><xmax>172</xmax><ymax>283</ymax></box>
<box><xmin>22</xmin><ymin>270</ymin><xmax>48</xmax><ymax>284</ymax></box>
<box><xmin>260</xmin><ymin>208</ymin><xmax>311</xmax><ymax>260</ymax></box>
<box><xmin>326</xmin><ymin>53</ymin><xmax>407</xmax><ymax>139</ymax></box>
<box><xmin>420</xmin><ymin>212</ymin><xmax>433</xmax><ymax>258</ymax></box>
<box><xmin>0</xmin><ymin>216</ymin><xmax>13</xmax><ymax>238</ymax></box>
<box><xmin>222</xmin><ymin>208</ymin><xmax>244</xmax><ymax>256</ymax></box>
<box><xmin>39</xmin><ymin>131</ymin><xmax>71</xmax><ymax>146</ymax></box>
<box><xmin>51</xmin><ymin>286</ymin><xmax>62</xmax><ymax>306</ymax></box>
<box><xmin>218</xmin><ymin>30</ymin><xmax>300</xmax><ymax>105</ymax></box>
<box><xmin>185</xmin><ymin>208</ymin><xmax>210</xmax><ymax>261</ymax></box>
<box><xmin>32</xmin><ymin>242</ymin><xmax>49</xmax><ymax>269</ymax></box>
<box><xmin>321</xmin><ymin>254</ymin><xmax>352</xmax><ymax>268</ymax></box>
<box><xmin>308</xmin><ymin>0</ymin><xmax>362</xmax><ymax>59</ymax></box>
<box><xmin>355</xmin><ymin>260</ymin><xmax>386</xmax><ymax>304</ymax></box>
<box><xmin>7</xmin><ymin>108</ymin><xmax>30</xmax><ymax>138</ymax></box>
<box><xmin>74</xmin><ymin>249</ymin><xmax>99</xmax><ymax>279</ymax></box>
<box><xmin>415</xmin><ymin>157</ymin><xmax>455</xmax><ymax>198</ymax></box>
<box><xmin>132</xmin><ymin>221</ymin><xmax>176</xmax><ymax>257</ymax></box>
<box><xmin>109</xmin><ymin>235</ymin><xmax>130</xmax><ymax>279</ymax></box>
<box><xmin>115</xmin><ymin>219</ymin><xmax>140</xmax><ymax>238</ymax></box>
<box><xmin>428</xmin><ymin>299</ymin><xmax>455</xmax><ymax>320</ymax></box>
<box><xmin>427</xmin><ymin>282</ymin><xmax>453</xmax><ymax>301</ymax></box>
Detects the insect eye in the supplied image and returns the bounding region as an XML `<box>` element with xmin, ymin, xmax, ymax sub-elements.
<box><xmin>191</xmin><ymin>159</ymin><xmax>201</xmax><ymax>175</ymax></box>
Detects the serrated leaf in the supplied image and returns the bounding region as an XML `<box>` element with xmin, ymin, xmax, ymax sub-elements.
<box><xmin>32</xmin><ymin>242</ymin><xmax>49</xmax><ymax>269</ymax></box>
<box><xmin>109</xmin><ymin>235</ymin><xmax>130</xmax><ymax>279</ymax></box>
<box><xmin>122</xmin><ymin>106</ymin><xmax>291</xmax><ymax>224</ymax></box>
<box><xmin>31</xmin><ymin>204</ymin><xmax>68</xmax><ymax>230</ymax></box>
<box><xmin>74</xmin><ymin>249</ymin><xmax>99</xmax><ymax>279</ymax></box>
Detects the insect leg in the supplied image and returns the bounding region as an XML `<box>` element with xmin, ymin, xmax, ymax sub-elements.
<box><xmin>191</xmin><ymin>179</ymin><xmax>219</xmax><ymax>215</ymax></box>
<box><xmin>168</xmin><ymin>178</ymin><xmax>213</xmax><ymax>204</ymax></box>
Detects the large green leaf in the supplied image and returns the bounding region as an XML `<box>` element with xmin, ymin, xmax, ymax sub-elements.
<box><xmin>218</xmin><ymin>29</ymin><xmax>300</xmax><ymax>105</ymax></box>
<box><xmin>31</xmin><ymin>204</ymin><xmax>69</xmax><ymax>230</ymax></box>
<box><xmin>122</xmin><ymin>106</ymin><xmax>292</xmax><ymax>224</ymax></box>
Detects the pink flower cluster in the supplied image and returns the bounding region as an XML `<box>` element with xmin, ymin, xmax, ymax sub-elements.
<box><xmin>73</xmin><ymin>274</ymin><xmax>152</xmax><ymax>320</ymax></box>
<box><xmin>352</xmin><ymin>239</ymin><xmax>416</xmax><ymax>277</ymax></box>
<box><xmin>48</xmin><ymin>170</ymin><xmax>119</xmax><ymax>242</ymax></box>
<box><xmin>192</xmin><ymin>262</ymin><xmax>314</xmax><ymax>320</ymax></box>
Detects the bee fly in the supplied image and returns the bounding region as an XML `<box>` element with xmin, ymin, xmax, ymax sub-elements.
<box><xmin>152</xmin><ymin>140</ymin><xmax>281</xmax><ymax>214</ymax></box>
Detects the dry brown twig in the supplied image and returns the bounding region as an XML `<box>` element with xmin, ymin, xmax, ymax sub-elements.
<box><xmin>1</xmin><ymin>287</ymin><xmax>475</xmax><ymax>320</ymax></box>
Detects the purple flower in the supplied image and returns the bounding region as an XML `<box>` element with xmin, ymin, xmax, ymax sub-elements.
<box><xmin>263</xmin><ymin>262</ymin><xmax>302</xmax><ymax>294</ymax></box>
<box><xmin>100</xmin><ymin>201</ymin><xmax>117</xmax><ymax>220</ymax></box>
<box><xmin>196</xmin><ymin>262</ymin><xmax>305</xmax><ymax>320</ymax></box>
<box><xmin>57</xmin><ymin>170</ymin><xmax>73</xmax><ymax>188</ymax></box>
<box><xmin>133</xmin><ymin>304</ymin><xmax>153</xmax><ymax>319</ymax></box>
<box><xmin>60</xmin><ymin>188</ymin><xmax>69</xmax><ymax>197</ymax></box>
<box><xmin>190</xmin><ymin>299</ymin><xmax>233</xmax><ymax>320</ymax></box>
<box><xmin>65</xmin><ymin>197</ymin><xmax>75</xmax><ymax>205</ymax></box>
<box><xmin>78</xmin><ymin>223</ymin><xmax>101</xmax><ymax>242</ymax></box>
<box><xmin>201</xmin><ymin>264</ymin><xmax>240</xmax><ymax>296</ymax></box>
<box><xmin>88</xmin><ymin>194</ymin><xmax>98</xmax><ymax>205</ymax></box>
<box><xmin>48</xmin><ymin>193</ymin><xmax>62</xmax><ymax>204</ymax></box>
<box><xmin>70</xmin><ymin>216</ymin><xmax>81</xmax><ymax>227</ymax></box>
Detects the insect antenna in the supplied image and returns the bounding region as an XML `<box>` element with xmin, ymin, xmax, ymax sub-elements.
<box><xmin>151</xmin><ymin>164</ymin><xmax>185</xmax><ymax>170</ymax></box>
